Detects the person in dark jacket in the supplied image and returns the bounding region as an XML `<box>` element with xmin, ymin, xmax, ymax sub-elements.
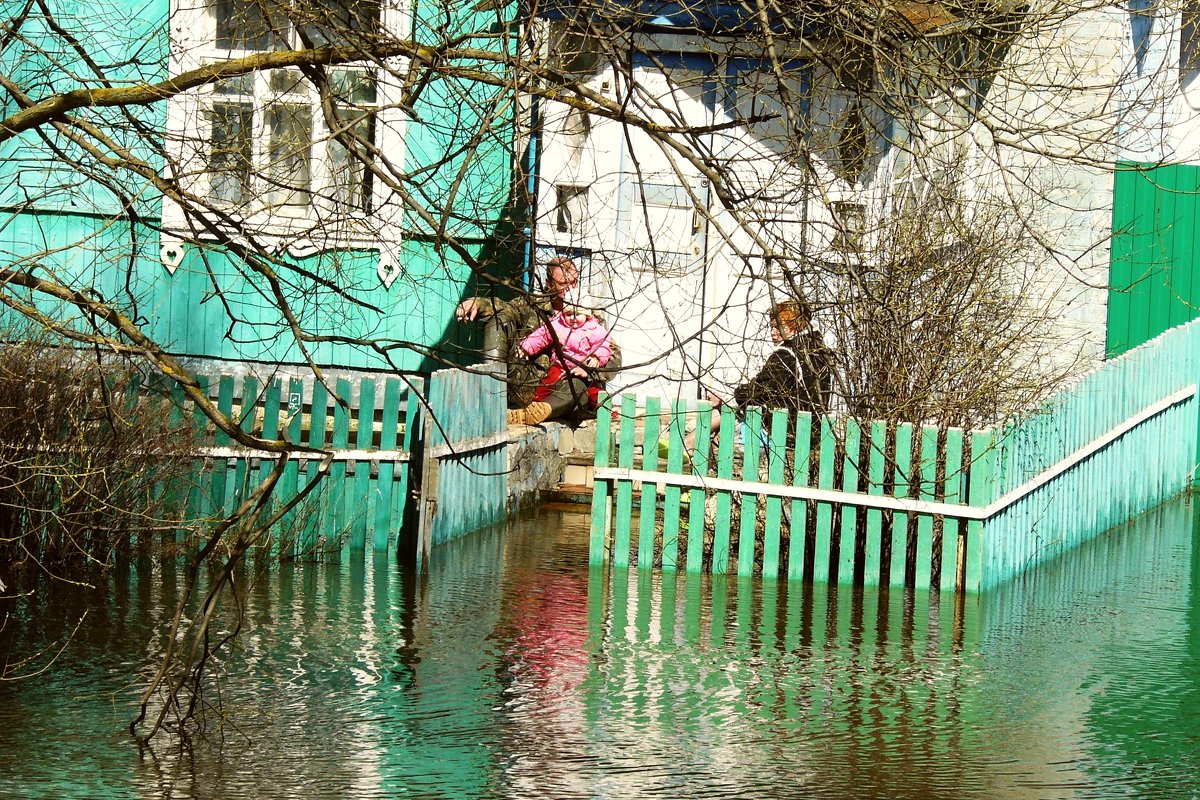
<box><xmin>725</xmin><ymin>299</ymin><xmax>834</xmax><ymax>415</ymax></box>
<box><xmin>684</xmin><ymin>300</ymin><xmax>834</xmax><ymax>457</ymax></box>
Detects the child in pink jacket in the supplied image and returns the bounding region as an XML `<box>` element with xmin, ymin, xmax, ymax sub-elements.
<box><xmin>509</xmin><ymin>307</ymin><xmax>614</xmax><ymax>425</ymax></box>
<box><xmin>519</xmin><ymin>307</ymin><xmax>614</xmax><ymax>374</ymax></box>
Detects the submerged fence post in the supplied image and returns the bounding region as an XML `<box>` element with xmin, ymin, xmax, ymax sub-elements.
<box><xmin>232</xmin><ymin>374</ymin><xmax>258</xmax><ymax>510</ymax></box>
<box><xmin>210</xmin><ymin>375</ymin><xmax>235</xmax><ymax>517</ymax></box>
<box><xmin>613</xmin><ymin>395</ymin><xmax>637</xmax><ymax>568</ymax></box>
<box><xmin>940</xmin><ymin>427</ymin><xmax>965</xmax><ymax>593</ymax></box>
<box><xmin>761</xmin><ymin>409</ymin><xmax>788</xmax><ymax>580</ymax></box>
<box><xmin>813</xmin><ymin>416</ymin><xmax>837</xmax><ymax>583</ymax></box>
<box><xmin>737</xmin><ymin>407</ymin><xmax>763</xmax><ymax>577</ymax></box>
<box><xmin>964</xmin><ymin>430</ymin><xmax>997</xmax><ymax>593</ymax></box>
<box><xmin>890</xmin><ymin>422</ymin><xmax>913</xmax><ymax>587</ymax></box>
<box><xmin>787</xmin><ymin>412</ymin><xmax>813</xmax><ymax>582</ymax></box>
<box><xmin>711</xmin><ymin>404</ymin><xmax>738</xmax><ymax>574</ymax></box>
<box><xmin>325</xmin><ymin>378</ymin><xmax>353</xmax><ymax>551</ymax></box>
<box><xmin>915</xmin><ymin>425</ymin><xmax>939</xmax><ymax>590</ymax></box>
<box><xmin>276</xmin><ymin>378</ymin><xmax>304</xmax><ymax>552</ymax></box>
<box><xmin>394</xmin><ymin>376</ymin><xmax>424</xmax><ymax>558</ymax></box>
<box><xmin>661</xmin><ymin>400</ymin><xmax>688</xmax><ymax>571</ymax></box>
<box><xmin>589</xmin><ymin>394</ymin><xmax>613</xmax><ymax>566</ymax></box>
<box><xmin>837</xmin><ymin>417</ymin><xmax>861</xmax><ymax>584</ymax></box>
<box><xmin>300</xmin><ymin>379</ymin><xmax>329</xmax><ymax>555</ymax></box>
<box><xmin>348</xmin><ymin>377</ymin><xmax>376</xmax><ymax>551</ymax></box>
<box><xmin>637</xmin><ymin>396</ymin><xmax>660</xmax><ymax>570</ymax></box>
<box><xmin>863</xmin><ymin>420</ymin><xmax>887</xmax><ymax>587</ymax></box>
<box><xmin>686</xmin><ymin>401</ymin><xmax>713</xmax><ymax>573</ymax></box>
<box><xmin>373</xmin><ymin>378</ymin><xmax>402</xmax><ymax>552</ymax></box>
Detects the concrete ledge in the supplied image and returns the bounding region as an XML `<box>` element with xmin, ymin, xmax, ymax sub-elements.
<box><xmin>506</xmin><ymin>418</ymin><xmax>599</xmax><ymax>511</ymax></box>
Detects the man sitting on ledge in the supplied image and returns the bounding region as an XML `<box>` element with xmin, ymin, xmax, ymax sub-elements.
<box><xmin>455</xmin><ymin>256</ymin><xmax>620</xmax><ymax>424</ymax></box>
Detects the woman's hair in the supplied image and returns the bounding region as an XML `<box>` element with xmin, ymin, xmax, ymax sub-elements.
<box><xmin>770</xmin><ymin>300</ymin><xmax>812</xmax><ymax>330</ymax></box>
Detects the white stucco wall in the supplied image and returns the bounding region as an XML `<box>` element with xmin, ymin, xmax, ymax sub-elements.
<box><xmin>533</xmin><ymin>3</ymin><xmax>1200</xmax><ymax>407</ymax></box>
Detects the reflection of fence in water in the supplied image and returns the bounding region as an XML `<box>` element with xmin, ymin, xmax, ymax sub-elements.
<box><xmin>584</xmin><ymin>566</ymin><xmax>975</xmax><ymax>777</ymax></box>
<box><xmin>590</xmin><ymin>319</ymin><xmax>1200</xmax><ymax>592</ymax></box>
<box><xmin>584</xmin><ymin>494</ymin><xmax>1197</xmax><ymax>792</ymax></box>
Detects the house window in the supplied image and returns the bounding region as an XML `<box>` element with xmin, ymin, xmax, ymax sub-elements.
<box><xmin>555</xmin><ymin>184</ymin><xmax>589</xmax><ymax>234</ymax></box>
<box><xmin>1182</xmin><ymin>0</ymin><xmax>1200</xmax><ymax>80</ymax></box>
<box><xmin>1128</xmin><ymin>0</ymin><xmax>1155</xmax><ymax>77</ymax></box>
<box><xmin>203</xmin><ymin>0</ymin><xmax>379</xmax><ymax>213</ymax></box>
<box><xmin>206</xmin><ymin>67</ymin><xmax>376</xmax><ymax>212</ymax></box>
<box><xmin>727</xmin><ymin>64</ymin><xmax>811</xmax><ymax>161</ymax></box>
<box><xmin>214</xmin><ymin>0</ymin><xmax>380</xmax><ymax>51</ymax></box>
<box><xmin>832</xmin><ymin>201</ymin><xmax>866</xmax><ymax>252</ymax></box>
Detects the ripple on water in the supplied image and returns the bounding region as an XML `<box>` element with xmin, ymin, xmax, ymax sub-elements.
<box><xmin>3</xmin><ymin>500</ymin><xmax>1200</xmax><ymax>797</ymax></box>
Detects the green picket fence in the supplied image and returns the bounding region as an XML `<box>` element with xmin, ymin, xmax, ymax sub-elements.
<box><xmin>171</xmin><ymin>372</ymin><xmax>424</xmax><ymax>558</ymax></box>
<box><xmin>590</xmin><ymin>320</ymin><xmax>1200</xmax><ymax>592</ymax></box>
<box><xmin>169</xmin><ymin>365</ymin><xmax>508</xmax><ymax>561</ymax></box>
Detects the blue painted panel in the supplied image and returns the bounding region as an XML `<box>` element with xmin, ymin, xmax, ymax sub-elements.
<box><xmin>538</xmin><ymin>0</ymin><xmax>831</xmax><ymax>35</ymax></box>
<box><xmin>724</xmin><ymin>58</ymin><xmax>811</xmax><ymax>120</ymax></box>
<box><xmin>631</xmin><ymin>51</ymin><xmax>717</xmax><ymax>73</ymax></box>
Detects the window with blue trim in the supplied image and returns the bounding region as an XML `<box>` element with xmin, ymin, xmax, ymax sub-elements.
<box><xmin>725</xmin><ymin>61</ymin><xmax>811</xmax><ymax>161</ymax></box>
<box><xmin>1182</xmin><ymin>0</ymin><xmax>1200</xmax><ymax>81</ymax></box>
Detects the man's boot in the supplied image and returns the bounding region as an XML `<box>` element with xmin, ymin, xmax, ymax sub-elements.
<box><xmin>507</xmin><ymin>402</ymin><xmax>552</xmax><ymax>426</ymax></box>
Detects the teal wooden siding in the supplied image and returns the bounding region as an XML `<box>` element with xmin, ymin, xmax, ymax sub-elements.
<box><xmin>0</xmin><ymin>0</ymin><xmax>167</xmax><ymax>217</ymax></box>
<box><xmin>0</xmin><ymin>0</ymin><xmax>522</xmax><ymax>373</ymax></box>
<box><xmin>407</xmin><ymin>0</ymin><xmax>520</xmax><ymax>242</ymax></box>
<box><xmin>1108</xmin><ymin>162</ymin><xmax>1200</xmax><ymax>356</ymax></box>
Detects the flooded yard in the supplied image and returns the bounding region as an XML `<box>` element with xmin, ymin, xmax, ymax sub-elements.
<box><xmin>2</xmin><ymin>497</ymin><xmax>1199</xmax><ymax>798</ymax></box>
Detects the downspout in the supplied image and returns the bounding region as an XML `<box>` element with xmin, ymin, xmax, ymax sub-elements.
<box><xmin>696</xmin><ymin>67</ymin><xmax>718</xmax><ymax>401</ymax></box>
<box><xmin>521</xmin><ymin>12</ymin><xmax>542</xmax><ymax>291</ymax></box>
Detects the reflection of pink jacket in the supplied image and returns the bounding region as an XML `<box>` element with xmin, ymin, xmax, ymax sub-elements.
<box><xmin>520</xmin><ymin>311</ymin><xmax>613</xmax><ymax>370</ymax></box>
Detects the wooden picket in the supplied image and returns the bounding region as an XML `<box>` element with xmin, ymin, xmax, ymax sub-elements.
<box><xmin>153</xmin><ymin>365</ymin><xmax>508</xmax><ymax>563</ymax></box>
<box><xmin>687</xmin><ymin>401</ymin><xmax>713</xmax><ymax>572</ymax></box>
<box><xmin>590</xmin><ymin>318</ymin><xmax>1200</xmax><ymax>593</ymax></box>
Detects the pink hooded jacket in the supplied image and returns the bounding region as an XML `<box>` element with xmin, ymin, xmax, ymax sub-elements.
<box><xmin>519</xmin><ymin>310</ymin><xmax>613</xmax><ymax>371</ymax></box>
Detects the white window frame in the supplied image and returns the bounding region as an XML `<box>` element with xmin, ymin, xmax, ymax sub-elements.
<box><xmin>203</xmin><ymin>65</ymin><xmax>379</xmax><ymax>214</ymax></box>
<box><xmin>162</xmin><ymin>0</ymin><xmax>407</xmax><ymax>257</ymax></box>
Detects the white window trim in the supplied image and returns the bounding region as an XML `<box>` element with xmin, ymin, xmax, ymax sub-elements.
<box><xmin>161</xmin><ymin>0</ymin><xmax>409</xmax><ymax>264</ymax></box>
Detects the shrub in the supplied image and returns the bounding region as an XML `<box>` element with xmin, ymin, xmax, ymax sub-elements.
<box><xmin>0</xmin><ymin>341</ymin><xmax>196</xmax><ymax>571</ymax></box>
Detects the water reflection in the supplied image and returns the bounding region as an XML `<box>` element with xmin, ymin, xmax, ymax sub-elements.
<box><xmin>1</xmin><ymin>499</ymin><xmax>1199</xmax><ymax>798</ymax></box>
<box><xmin>578</xmin><ymin>571</ymin><xmax>975</xmax><ymax>798</ymax></box>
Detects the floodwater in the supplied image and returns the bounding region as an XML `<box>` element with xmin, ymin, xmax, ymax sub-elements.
<box><xmin>2</xmin><ymin>497</ymin><xmax>1200</xmax><ymax>799</ymax></box>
